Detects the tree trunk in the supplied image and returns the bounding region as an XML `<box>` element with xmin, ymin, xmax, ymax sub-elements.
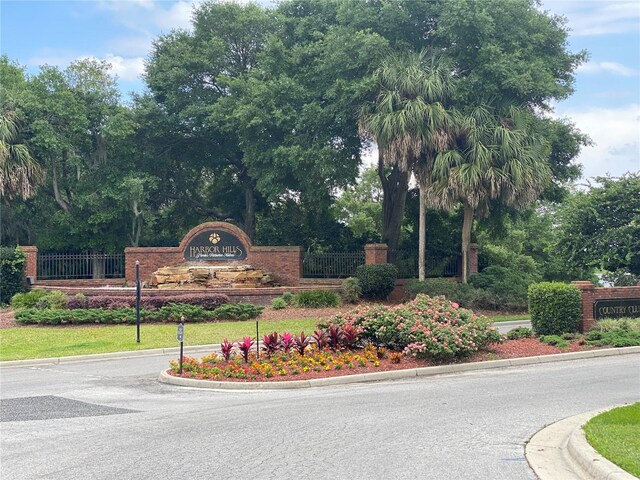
<box><xmin>243</xmin><ymin>182</ymin><xmax>256</xmax><ymax>241</ymax></box>
<box><xmin>92</xmin><ymin>250</ymin><xmax>105</xmax><ymax>279</ymax></box>
<box><xmin>418</xmin><ymin>186</ymin><xmax>426</xmax><ymax>281</ymax></box>
<box><xmin>461</xmin><ymin>201</ymin><xmax>474</xmax><ymax>283</ymax></box>
<box><xmin>379</xmin><ymin>153</ymin><xmax>409</xmax><ymax>256</ymax></box>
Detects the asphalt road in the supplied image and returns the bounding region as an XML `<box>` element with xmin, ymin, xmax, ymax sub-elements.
<box><xmin>1</xmin><ymin>350</ymin><xmax>638</xmax><ymax>480</ymax></box>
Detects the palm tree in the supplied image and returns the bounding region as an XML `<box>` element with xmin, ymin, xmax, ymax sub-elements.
<box><xmin>429</xmin><ymin>104</ymin><xmax>551</xmax><ymax>282</ymax></box>
<box><xmin>360</xmin><ymin>50</ymin><xmax>454</xmax><ymax>280</ymax></box>
<box><xmin>0</xmin><ymin>108</ymin><xmax>44</xmax><ymax>201</ymax></box>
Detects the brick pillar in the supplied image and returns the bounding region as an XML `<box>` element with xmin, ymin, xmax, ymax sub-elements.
<box><xmin>19</xmin><ymin>246</ymin><xmax>38</xmax><ymax>284</ymax></box>
<box><xmin>469</xmin><ymin>243</ymin><xmax>479</xmax><ymax>275</ymax></box>
<box><xmin>364</xmin><ymin>244</ymin><xmax>388</xmax><ymax>265</ymax></box>
<box><xmin>572</xmin><ymin>281</ymin><xmax>596</xmax><ymax>333</ymax></box>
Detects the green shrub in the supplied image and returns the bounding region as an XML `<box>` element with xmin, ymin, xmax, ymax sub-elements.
<box><xmin>322</xmin><ymin>294</ymin><xmax>503</xmax><ymax>359</ymax></box>
<box><xmin>469</xmin><ymin>265</ymin><xmax>533</xmax><ymax>310</ymax></box>
<box><xmin>339</xmin><ymin>277</ymin><xmax>361</xmax><ymax>304</ymax></box>
<box><xmin>1</xmin><ymin>246</ymin><xmax>26</xmax><ymax>304</ymax></box>
<box><xmin>14</xmin><ymin>305</ymin><xmax>222</xmax><ymax>325</ymax></box>
<box><xmin>11</xmin><ymin>290</ymin><xmax>51</xmax><ymax>309</ymax></box>
<box><xmin>592</xmin><ymin>318</ymin><xmax>640</xmax><ymax>333</ymax></box>
<box><xmin>528</xmin><ymin>282</ymin><xmax>582</xmax><ymax>335</ymax></box>
<box><xmin>281</xmin><ymin>291</ymin><xmax>294</xmax><ymax>305</ymax></box>
<box><xmin>506</xmin><ymin>327</ymin><xmax>534</xmax><ymax>340</ymax></box>
<box><xmin>539</xmin><ymin>334</ymin><xmax>570</xmax><ymax>349</ymax></box>
<box><xmin>34</xmin><ymin>291</ymin><xmax>68</xmax><ymax>310</ymax></box>
<box><xmin>294</xmin><ymin>290</ymin><xmax>340</xmax><ymax>308</ymax></box>
<box><xmin>211</xmin><ymin>303</ymin><xmax>263</xmax><ymax>320</ymax></box>
<box><xmin>586</xmin><ymin>324</ymin><xmax>640</xmax><ymax>347</ymax></box>
<box><xmin>356</xmin><ymin>264</ymin><xmax>398</xmax><ymax>300</ymax></box>
<box><xmin>271</xmin><ymin>297</ymin><xmax>287</xmax><ymax>310</ymax></box>
<box><xmin>12</xmin><ymin>290</ymin><xmax>68</xmax><ymax>310</ymax></box>
<box><xmin>405</xmin><ymin>279</ymin><xmax>476</xmax><ymax>307</ymax></box>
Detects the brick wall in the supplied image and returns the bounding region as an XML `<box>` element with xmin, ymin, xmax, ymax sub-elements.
<box><xmin>248</xmin><ymin>246</ymin><xmax>303</xmax><ymax>287</ymax></box>
<box><xmin>124</xmin><ymin>222</ymin><xmax>303</xmax><ymax>287</ymax></box>
<box><xmin>571</xmin><ymin>281</ymin><xmax>640</xmax><ymax>332</ymax></box>
<box><xmin>364</xmin><ymin>244</ymin><xmax>388</xmax><ymax>265</ymax></box>
<box><xmin>19</xmin><ymin>246</ymin><xmax>38</xmax><ymax>280</ymax></box>
<box><xmin>469</xmin><ymin>243</ymin><xmax>478</xmax><ymax>275</ymax></box>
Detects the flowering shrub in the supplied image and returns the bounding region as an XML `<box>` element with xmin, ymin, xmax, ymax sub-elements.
<box><xmin>322</xmin><ymin>294</ymin><xmax>502</xmax><ymax>360</ymax></box>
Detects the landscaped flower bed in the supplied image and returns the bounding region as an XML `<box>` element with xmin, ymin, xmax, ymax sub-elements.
<box><xmin>169</xmin><ymin>343</ymin><xmax>425</xmax><ymax>382</ymax></box>
<box><xmin>165</xmin><ymin>294</ymin><xmax>624</xmax><ymax>384</ymax></box>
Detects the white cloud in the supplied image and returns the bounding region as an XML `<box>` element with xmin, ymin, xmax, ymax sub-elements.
<box><xmin>554</xmin><ymin>104</ymin><xmax>640</xmax><ymax>180</ymax></box>
<box><xmin>108</xmin><ymin>36</ymin><xmax>155</xmax><ymax>57</ymax></box>
<box><xmin>541</xmin><ymin>0</ymin><xmax>640</xmax><ymax>36</ymax></box>
<box><xmin>153</xmin><ymin>1</ymin><xmax>197</xmax><ymax>30</ymax></box>
<box><xmin>577</xmin><ymin>61</ymin><xmax>637</xmax><ymax>76</ymax></box>
<box><xmin>103</xmin><ymin>55</ymin><xmax>146</xmax><ymax>81</ymax></box>
<box><xmin>27</xmin><ymin>53</ymin><xmax>145</xmax><ymax>82</ymax></box>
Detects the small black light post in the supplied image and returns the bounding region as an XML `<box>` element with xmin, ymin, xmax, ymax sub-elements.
<box><xmin>177</xmin><ymin>316</ymin><xmax>185</xmax><ymax>375</ymax></box>
<box><xmin>256</xmin><ymin>320</ymin><xmax>259</xmax><ymax>359</ymax></box>
<box><xmin>135</xmin><ymin>260</ymin><xmax>141</xmax><ymax>343</ymax></box>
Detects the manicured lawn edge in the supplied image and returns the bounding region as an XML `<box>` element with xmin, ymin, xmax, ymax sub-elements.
<box><xmin>583</xmin><ymin>403</ymin><xmax>640</xmax><ymax>477</ymax></box>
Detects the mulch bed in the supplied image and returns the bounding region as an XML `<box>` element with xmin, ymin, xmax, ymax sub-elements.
<box><xmin>167</xmin><ymin>339</ymin><xmax>597</xmax><ymax>383</ymax></box>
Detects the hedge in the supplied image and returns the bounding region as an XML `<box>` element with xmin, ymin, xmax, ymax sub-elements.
<box><xmin>14</xmin><ymin>302</ymin><xmax>260</xmax><ymax>325</ymax></box>
<box><xmin>1</xmin><ymin>246</ymin><xmax>26</xmax><ymax>304</ymax></box>
<box><xmin>528</xmin><ymin>282</ymin><xmax>582</xmax><ymax>335</ymax></box>
<box><xmin>66</xmin><ymin>294</ymin><xmax>229</xmax><ymax>310</ymax></box>
<box><xmin>356</xmin><ymin>264</ymin><xmax>398</xmax><ymax>300</ymax></box>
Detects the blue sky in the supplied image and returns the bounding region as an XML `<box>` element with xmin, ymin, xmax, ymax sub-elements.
<box><xmin>1</xmin><ymin>0</ymin><xmax>639</xmax><ymax>181</ymax></box>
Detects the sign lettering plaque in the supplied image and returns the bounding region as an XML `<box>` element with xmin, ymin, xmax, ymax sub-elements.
<box><xmin>594</xmin><ymin>298</ymin><xmax>640</xmax><ymax>320</ymax></box>
<box><xmin>184</xmin><ymin>229</ymin><xmax>247</xmax><ymax>261</ymax></box>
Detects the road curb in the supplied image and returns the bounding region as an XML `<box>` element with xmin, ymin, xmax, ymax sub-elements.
<box><xmin>157</xmin><ymin>346</ymin><xmax>640</xmax><ymax>390</ymax></box>
<box><xmin>0</xmin><ymin>343</ymin><xmax>221</xmax><ymax>368</ymax></box>
<box><xmin>526</xmin><ymin>408</ymin><xmax>637</xmax><ymax>480</ymax></box>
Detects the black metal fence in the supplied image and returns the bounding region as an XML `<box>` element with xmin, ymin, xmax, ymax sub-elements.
<box><xmin>303</xmin><ymin>251</ymin><xmax>365</xmax><ymax>278</ymax></box>
<box><xmin>37</xmin><ymin>252</ymin><xmax>125</xmax><ymax>280</ymax></box>
<box><xmin>388</xmin><ymin>250</ymin><xmax>459</xmax><ymax>279</ymax></box>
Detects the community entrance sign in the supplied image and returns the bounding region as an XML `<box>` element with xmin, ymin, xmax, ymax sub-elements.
<box><xmin>594</xmin><ymin>298</ymin><xmax>640</xmax><ymax>320</ymax></box>
<box><xmin>184</xmin><ymin>229</ymin><xmax>247</xmax><ymax>261</ymax></box>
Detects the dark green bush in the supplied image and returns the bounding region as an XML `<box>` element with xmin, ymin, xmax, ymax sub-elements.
<box><xmin>528</xmin><ymin>282</ymin><xmax>582</xmax><ymax>335</ymax></box>
<box><xmin>281</xmin><ymin>292</ymin><xmax>294</xmax><ymax>305</ymax></box>
<box><xmin>405</xmin><ymin>279</ymin><xmax>476</xmax><ymax>307</ymax></box>
<box><xmin>586</xmin><ymin>327</ymin><xmax>640</xmax><ymax>347</ymax></box>
<box><xmin>356</xmin><ymin>264</ymin><xmax>398</xmax><ymax>300</ymax></box>
<box><xmin>271</xmin><ymin>297</ymin><xmax>287</xmax><ymax>310</ymax></box>
<box><xmin>1</xmin><ymin>246</ymin><xmax>26</xmax><ymax>304</ymax></box>
<box><xmin>14</xmin><ymin>305</ymin><xmax>221</xmax><ymax>325</ymax></box>
<box><xmin>294</xmin><ymin>290</ymin><xmax>340</xmax><ymax>308</ymax></box>
<box><xmin>339</xmin><ymin>277</ymin><xmax>361</xmax><ymax>304</ymax></box>
<box><xmin>506</xmin><ymin>327</ymin><xmax>534</xmax><ymax>340</ymax></box>
<box><xmin>539</xmin><ymin>334</ymin><xmax>570</xmax><ymax>349</ymax></box>
<box><xmin>469</xmin><ymin>265</ymin><xmax>532</xmax><ymax>310</ymax></box>
<box><xmin>211</xmin><ymin>303</ymin><xmax>263</xmax><ymax>320</ymax></box>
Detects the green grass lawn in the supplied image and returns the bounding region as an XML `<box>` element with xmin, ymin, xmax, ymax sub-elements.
<box><xmin>484</xmin><ymin>313</ymin><xmax>529</xmax><ymax>322</ymax></box>
<box><xmin>0</xmin><ymin>311</ymin><xmax>527</xmax><ymax>361</ymax></box>
<box><xmin>584</xmin><ymin>403</ymin><xmax>640</xmax><ymax>477</ymax></box>
<box><xmin>0</xmin><ymin>318</ymin><xmax>319</xmax><ymax>361</ymax></box>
